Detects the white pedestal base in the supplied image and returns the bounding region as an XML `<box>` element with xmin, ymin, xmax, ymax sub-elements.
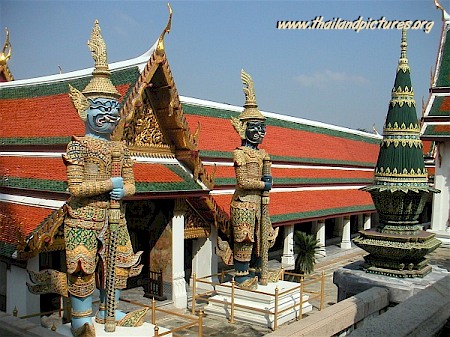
<box><xmin>205</xmin><ymin>280</ymin><xmax>312</xmax><ymax>329</ymax></box>
<box><xmin>56</xmin><ymin>318</ymin><xmax>172</xmax><ymax>337</ymax></box>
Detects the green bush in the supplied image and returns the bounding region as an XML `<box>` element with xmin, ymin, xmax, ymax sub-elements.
<box><xmin>293</xmin><ymin>231</ymin><xmax>321</xmax><ymax>275</ymax></box>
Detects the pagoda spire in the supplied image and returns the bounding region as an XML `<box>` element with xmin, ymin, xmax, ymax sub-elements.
<box><xmin>373</xmin><ymin>28</ymin><xmax>428</xmax><ymax>193</ymax></box>
<box><xmin>354</xmin><ymin>29</ymin><xmax>440</xmax><ymax>278</ymax></box>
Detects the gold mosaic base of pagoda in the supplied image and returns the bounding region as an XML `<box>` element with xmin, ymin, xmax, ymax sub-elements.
<box><xmin>353</xmin><ymin>229</ymin><xmax>441</xmax><ymax>278</ymax></box>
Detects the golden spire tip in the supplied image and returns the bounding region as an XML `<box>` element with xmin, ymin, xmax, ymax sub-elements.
<box><xmin>156</xmin><ymin>3</ymin><xmax>173</xmax><ymax>55</ymax></box>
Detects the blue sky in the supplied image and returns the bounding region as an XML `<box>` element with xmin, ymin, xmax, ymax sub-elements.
<box><xmin>1</xmin><ymin>1</ymin><xmax>446</xmax><ymax>132</ymax></box>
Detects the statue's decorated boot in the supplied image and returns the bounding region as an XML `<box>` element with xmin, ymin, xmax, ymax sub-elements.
<box><xmin>95</xmin><ymin>305</ymin><xmax>148</xmax><ymax>327</ymax></box>
<box><xmin>71</xmin><ymin>295</ymin><xmax>95</xmax><ymax>337</ymax></box>
<box><xmin>236</xmin><ymin>275</ymin><xmax>258</xmax><ymax>290</ymax></box>
<box><xmin>71</xmin><ymin>322</ymin><xmax>96</xmax><ymax>337</ymax></box>
<box><xmin>235</xmin><ymin>261</ymin><xmax>258</xmax><ymax>290</ymax></box>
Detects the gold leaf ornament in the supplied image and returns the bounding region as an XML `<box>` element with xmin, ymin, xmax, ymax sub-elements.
<box><xmin>68</xmin><ymin>84</ymin><xmax>89</xmax><ymax>121</ymax></box>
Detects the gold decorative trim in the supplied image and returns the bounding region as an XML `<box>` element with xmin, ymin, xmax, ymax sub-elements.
<box><xmin>72</xmin><ymin>308</ymin><xmax>93</xmax><ymax>318</ymax></box>
<box><xmin>381</xmin><ymin>138</ymin><xmax>422</xmax><ymax>148</ymax></box>
<box><xmin>184</xmin><ymin>203</ymin><xmax>211</xmax><ymax>239</ymax></box>
<box><xmin>112</xmin><ymin>7</ymin><xmax>214</xmax><ymax>190</ymax></box>
<box><xmin>384</xmin><ymin>121</ymin><xmax>420</xmax><ymax>131</ymax></box>
<box><xmin>124</xmin><ymin>96</ymin><xmax>171</xmax><ymax>149</ymax></box>
<box><xmin>26</xmin><ymin>269</ymin><xmax>68</xmax><ymax>297</ymax></box>
<box><xmin>375</xmin><ymin>167</ymin><xmax>428</xmax><ymax>176</ymax></box>
<box><xmin>17</xmin><ymin>206</ymin><xmax>66</xmax><ymax>260</ymax></box>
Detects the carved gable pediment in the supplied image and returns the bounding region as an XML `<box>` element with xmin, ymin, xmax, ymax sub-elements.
<box><xmin>124</xmin><ymin>90</ymin><xmax>174</xmax><ymax>156</ymax></box>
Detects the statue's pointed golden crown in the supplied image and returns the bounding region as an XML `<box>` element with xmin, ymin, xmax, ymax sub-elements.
<box><xmin>82</xmin><ymin>20</ymin><xmax>120</xmax><ymax>99</ymax></box>
<box><xmin>238</xmin><ymin>69</ymin><xmax>265</xmax><ymax>121</ymax></box>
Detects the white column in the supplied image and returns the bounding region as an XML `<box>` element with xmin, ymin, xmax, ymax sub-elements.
<box><xmin>190</xmin><ymin>225</ymin><xmax>218</xmax><ymax>290</ymax></box>
<box><xmin>7</xmin><ymin>255</ymin><xmax>40</xmax><ymax>324</ymax></box>
<box><xmin>314</xmin><ymin>220</ymin><xmax>327</xmax><ymax>257</ymax></box>
<box><xmin>431</xmin><ymin>141</ymin><xmax>450</xmax><ymax>232</ymax></box>
<box><xmin>281</xmin><ymin>224</ymin><xmax>295</xmax><ymax>270</ymax></box>
<box><xmin>171</xmin><ymin>199</ymin><xmax>187</xmax><ymax>309</ymax></box>
<box><xmin>341</xmin><ymin>216</ymin><xmax>352</xmax><ymax>249</ymax></box>
<box><xmin>334</xmin><ymin>217</ymin><xmax>344</xmax><ymax>237</ymax></box>
<box><xmin>357</xmin><ymin>214</ymin><xmax>364</xmax><ymax>231</ymax></box>
<box><xmin>364</xmin><ymin>214</ymin><xmax>372</xmax><ymax>230</ymax></box>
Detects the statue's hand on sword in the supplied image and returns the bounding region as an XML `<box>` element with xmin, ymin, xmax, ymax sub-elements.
<box><xmin>262</xmin><ymin>174</ymin><xmax>272</xmax><ymax>191</ymax></box>
<box><xmin>110</xmin><ymin>176</ymin><xmax>124</xmax><ymax>200</ymax></box>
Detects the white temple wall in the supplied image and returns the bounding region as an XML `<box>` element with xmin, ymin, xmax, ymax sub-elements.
<box><xmin>190</xmin><ymin>225</ymin><xmax>218</xmax><ymax>290</ymax></box>
<box><xmin>6</xmin><ymin>255</ymin><xmax>40</xmax><ymax>324</ymax></box>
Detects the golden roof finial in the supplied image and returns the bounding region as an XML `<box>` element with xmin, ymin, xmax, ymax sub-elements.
<box><xmin>434</xmin><ymin>0</ymin><xmax>450</xmax><ymax>21</ymax></box>
<box><xmin>156</xmin><ymin>3</ymin><xmax>173</xmax><ymax>55</ymax></box>
<box><xmin>0</xmin><ymin>27</ymin><xmax>12</xmax><ymax>65</ymax></box>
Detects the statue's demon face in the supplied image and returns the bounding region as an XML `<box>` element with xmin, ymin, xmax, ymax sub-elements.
<box><xmin>86</xmin><ymin>98</ymin><xmax>120</xmax><ymax>135</ymax></box>
<box><xmin>245</xmin><ymin>120</ymin><xmax>266</xmax><ymax>145</ymax></box>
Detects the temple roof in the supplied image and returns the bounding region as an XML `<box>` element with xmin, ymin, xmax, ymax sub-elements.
<box><xmin>0</xmin><ymin>18</ymin><xmax>216</xmax><ymax>258</ymax></box>
<box><xmin>182</xmin><ymin>96</ymin><xmax>381</xmax><ymax>229</ymax></box>
<box><xmin>421</xmin><ymin>4</ymin><xmax>450</xmax><ymax>139</ymax></box>
<box><xmin>1</xmin><ymin>14</ymin><xmax>386</xmax><ymax>258</ymax></box>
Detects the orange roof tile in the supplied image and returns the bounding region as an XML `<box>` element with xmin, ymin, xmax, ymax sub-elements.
<box><xmin>184</xmin><ymin>113</ymin><xmax>379</xmax><ymax>165</ymax></box>
<box><xmin>212</xmin><ymin>188</ymin><xmax>374</xmax><ymax>224</ymax></box>
<box><xmin>0</xmin><ymin>156</ymin><xmax>66</xmax><ymax>180</ymax></box>
<box><xmin>0</xmin><ymin>83</ymin><xmax>130</xmax><ymax>139</ymax></box>
<box><xmin>134</xmin><ymin>163</ymin><xmax>184</xmax><ymax>183</ymax></box>
<box><xmin>0</xmin><ymin>202</ymin><xmax>54</xmax><ymax>245</ymax></box>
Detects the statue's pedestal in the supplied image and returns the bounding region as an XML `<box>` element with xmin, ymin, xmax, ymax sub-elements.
<box><xmin>204</xmin><ymin>280</ymin><xmax>312</xmax><ymax>329</ymax></box>
<box><xmin>333</xmin><ymin>261</ymin><xmax>449</xmax><ymax>304</ymax></box>
<box><xmin>56</xmin><ymin>318</ymin><xmax>172</xmax><ymax>337</ymax></box>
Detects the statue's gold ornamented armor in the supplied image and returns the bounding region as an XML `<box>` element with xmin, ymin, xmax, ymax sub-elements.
<box><xmin>63</xmin><ymin>136</ymin><xmax>142</xmax><ymax>296</ymax></box>
<box><xmin>231</xmin><ymin>146</ymin><xmax>270</xmax><ymax>262</ymax></box>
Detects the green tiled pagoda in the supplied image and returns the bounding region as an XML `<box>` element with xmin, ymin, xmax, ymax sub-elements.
<box><xmin>353</xmin><ymin>30</ymin><xmax>441</xmax><ymax>278</ymax></box>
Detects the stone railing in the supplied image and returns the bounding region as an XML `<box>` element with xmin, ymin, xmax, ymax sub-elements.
<box><xmin>265</xmin><ymin>286</ymin><xmax>389</xmax><ymax>337</ymax></box>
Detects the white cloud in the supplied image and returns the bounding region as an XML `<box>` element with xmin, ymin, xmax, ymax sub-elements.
<box><xmin>294</xmin><ymin>69</ymin><xmax>369</xmax><ymax>88</ymax></box>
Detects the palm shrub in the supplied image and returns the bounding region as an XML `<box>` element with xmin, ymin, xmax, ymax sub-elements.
<box><xmin>293</xmin><ymin>231</ymin><xmax>321</xmax><ymax>275</ymax></box>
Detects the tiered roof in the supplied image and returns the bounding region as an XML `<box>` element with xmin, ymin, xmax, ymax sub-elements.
<box><xmin>0</xmin><ymin>14</ymin><xmax>215</xmax><ymax>258</ymax></box>
<box><xmin>0</xmin><ymin>12</ymin><xmax>382</xmax><ymax>259</ymax></box>
<box><xmin>422</xmin><ymin>5</ymin><xmax>450</xmax><ymax>139</ymax></box>
<box><xmin>182</xmin><ymin>97</ymin><xmax>381</xmax><ymax>227</ymax></box>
